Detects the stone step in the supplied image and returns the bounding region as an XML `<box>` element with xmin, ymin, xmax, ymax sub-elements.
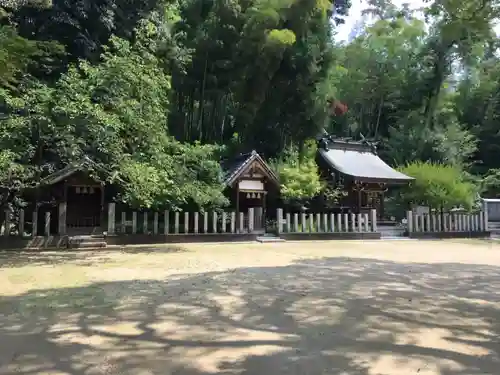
<box><xmin>68</xmin><ymin>241</ymin><xmax>107</xmax><ymax>249</ymax></box>
<box><xmin>69</xmin><ymin>236</ymin><xmax>106</xmax><ymax>244</ymax></box>
<box><xmin>256</xmin><ymin>236</ymin><xmax>285</xmax><ymax>243</ymax></box>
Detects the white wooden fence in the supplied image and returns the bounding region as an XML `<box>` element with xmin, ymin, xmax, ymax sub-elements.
<box><xmin>276</xmin><ymin>208</ymin><xmax>378</xmax><ymax>234</ymax></box>
<box><xmin>0</xmin><ymin>204</ymin><xmax>259</xmax><ymax>237</ymax></box>
<box><xmin>406</xmin><ymin>210</ymin><xmax>488</xmax><ymax>233</ymax></box>
<box><xmin>107</xmin><ymin>204</ymin><xmax>256</xmax><ymax>235</ymax></box>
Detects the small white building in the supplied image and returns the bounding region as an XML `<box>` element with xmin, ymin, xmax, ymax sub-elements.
<box><xmin>482</xmin><ymin>198</ymin><xmax>500</xmax><ymax>222</ymax></box>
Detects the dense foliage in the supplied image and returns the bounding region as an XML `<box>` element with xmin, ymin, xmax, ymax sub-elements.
<box><xmin>397</xmin><ymin>162</ymin><xmax>479</xmax><ymax>211</ymax></box>
<box><xmin>1</xmin><ymin>0</ymin><xmax>500</xmax><ymax>210</ymax></box>
<box><xmin>272</xmin><ymin>140</ymin><xmax>324</xmax><ymax>203</ymax></box>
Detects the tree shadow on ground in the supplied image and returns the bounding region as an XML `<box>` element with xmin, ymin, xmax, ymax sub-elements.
<box><xmin>0</xmin><ymin>257</ymin><xmax>499</xmax><ymax>374</ymax></box>
<box><xmin>0</xmin><ymin>246</ymin><xmax>187</xmax><ymax>268</ymax></box>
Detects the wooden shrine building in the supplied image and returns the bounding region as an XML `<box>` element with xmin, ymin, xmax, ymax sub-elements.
<box><xmin>221</xmin><ymin>150</ymin><xmax>280</xmax><ymax>231</ymax></box>
<box><xmin>23</xmin><ymin>151</ymin><xmax>280</xmax><ymax>235</ymax></box>
<box><xmin>316</xmin><ymin>135</ymin><xmax>413</xmax><ymax>218</ymax></box>
<box><xmin>24</xmin><ymin>158</ymin><xmax>110</xmax><ymax>235</ymax></box>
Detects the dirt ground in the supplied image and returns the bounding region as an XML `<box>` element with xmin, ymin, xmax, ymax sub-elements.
<box><xmin>0</xmin><ymin>239</ymin><xmax>499</xmax><ymax>375</ymax></box>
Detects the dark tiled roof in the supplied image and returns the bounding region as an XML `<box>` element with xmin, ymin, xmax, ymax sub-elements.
<box><xmin>220</xmin><ymin>150</ymin><xmax>279</xmax><ymax>187</ymax></box>
<box><xmin>220</xmin><ymin>151</ymin><xmax>255</xmax><ymax>185</ymax></box>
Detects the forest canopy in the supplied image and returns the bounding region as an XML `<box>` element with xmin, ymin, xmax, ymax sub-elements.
<box><xmin>1</xmin><ymin>0</ymin><xmax>500</xmax><ymax>209</ymax></box>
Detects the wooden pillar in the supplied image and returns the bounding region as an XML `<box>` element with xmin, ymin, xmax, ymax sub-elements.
<box><xmin>357</xmin><ymin>189</ymin><xmax>362</xmax><ymax>213</ymax></box>
<box><xmin>235</xmin><ymin>184</ymin><xmax>240</xmax><ymax>232</ymax></box>
<box><xmin>261</xmin><ymin>191</ymin><xmax>266</xmax><ymax>230</ymax></box>
<box><xmin>44</xmin><ymin>211</ymin><xmax>51</xmax><ymax>236</ymax></box>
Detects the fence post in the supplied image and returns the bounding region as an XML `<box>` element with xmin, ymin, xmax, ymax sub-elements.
<box><xmin>286</xmin><ymin>213</ymin><xmax>292</xmax><ymax>233</ymax></box>
<box><xmin>308</xmin><ymin>213</ymin><xmax>314</xmax><ymax>232</ymax></box>
<box><xmin>482</xmin><ymin>200</ymin><xmax>489</xmax><ymax>231</ymax></box>
<box><xmin>153</xmin><ymin>212</ymin><xmax>159</xmax><ymax>235</ymax></box>
<box><xmin>323</xmin><ymin>213</ymin><xmax>328</xmax><ymax>232</ymax></box>
<box><xmin>194</xmin><ymin>212</ymin><xmax>199</xmax><ymax>234</ymax></box>
<box><xmin>174</xmin><ymin>212</ymin><xmax>180</xmax><ymax>234</ymax></box>
<box><xmin>221</xmin><ymin>212</ymin><xmax>226</xmax><ymax>233</ymax></box>
<box><xmin>132</xmin><ymin>212</ymin><xmax>137</xmax><ymax>234</ymax></box>
<box><xmin>205</xmin><ymin>212</ymin><xmax>210</xmax><ymax>233</ymax></box>
<box><xmin>293</xmin><ymin>213</ymin><xmax>298</xmax><ymax>232</ymax></box>
<box><xmin>212</xmin><ymin>212</ymin><xmax>218</xmax><ymax>233</ymax></box>
<box><xmin>184</xmin><ymin>212</ymin><xmax>189</xmax><ymax>234</ymax></box>
<box><xmin>106</xmin><ymin>203</ymin><xmax>115</xmax><ymax>235</ymax></box>
<box><xmin>300</xmin><ymin>213</ymin><xmax>306</xmax><ymax>233</ymax></box>
<box><xmin>337</xmin><ymin>214</ymin><xmax>342</xmax><ymax>232</ymax></box>
<box><xmin>406</xmin><ymin>211</ymin><xmax>413</xmax><ymax>233</ymax></box>
<box><xmin>343</xmin><ymin>213</ymin><xmax>349</xmax><ymax>232</ymax></box>
<box><xmin>239</xmin><ymin>212</ymin><xmax>244</xmax><ymax>233</ymax></box>
<box><xmin>316</xmin><ymin>213</ymin><xmax>321</xmax><ymax>232</ymax></box>
<box><xmin>19</xmin><ymin>209</ymin><xmax>25</xmax><ymax>237</ymax></box>
<box><xmin>248</xmin><ymin>208</ymin><xmax>254</xmax><ymax>233</ymax></box>
<box><xmin>276</xmin><ymin>208</ymin><xmax>283</xmax><ymax>235</ymax></box>
<box><xmin>483</xmin><ymin>209</ymin><xmax>489</xmax><ymax>232</ymax></box>
<box><xmin>32</xmin><ymin>209</ymin><xmax>38</xmax><ymax>237</ymax></box>
<box><xmin>357</xmin><ymin>213</ymin><xmax>363</xmax><ymax>232</ymax></box>
<box><xmin>230</xmin><ymin>212</ymin><xmax>236</xmax><ymax>233</ymax></box>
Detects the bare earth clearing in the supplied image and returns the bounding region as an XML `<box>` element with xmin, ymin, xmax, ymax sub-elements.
<box><xmin>0</xmin><ymin>240</ymin><xmax>499</xmax><ymax>375</ymax></box>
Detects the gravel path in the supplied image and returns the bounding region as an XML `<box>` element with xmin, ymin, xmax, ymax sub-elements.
<box><xmin>0</xmin><ymin>240</ymin><xmax>499</xmax><ymax>375</ymax></box>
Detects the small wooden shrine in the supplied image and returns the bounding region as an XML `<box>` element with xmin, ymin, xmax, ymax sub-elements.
<box><xmin>221</xmin><ymin>150</ymin><xmax>280</xmax><ymax>231</ymax></box>
<box><xmin>22</xmin><ymin>158</ymin><xmax>111</xmax><ymax>235</ymax></box>
<box><xmin>21</xmin><ymin>151</ymin><xmax>280</xmax><ymax>235</ymax></box>
<box><xmin>316</xmin><ymin>134</ymin><xmax>413</xmax><ymax>217</ymax></box>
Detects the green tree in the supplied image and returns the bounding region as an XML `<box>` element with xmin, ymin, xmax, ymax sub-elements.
<box><xmin>272</xmin><ymin>140</ymin><xmax>324</xmax><ymax>203</ymax></box>
<box><xmin>1</xmin><ymin>15</ymin><xmax>228</xmax><ymax>210</ymax></box>
<box><xmin>396</xmin><ymin>161</ymin><xmax>479</xmax><ymax>211</ymax></box>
